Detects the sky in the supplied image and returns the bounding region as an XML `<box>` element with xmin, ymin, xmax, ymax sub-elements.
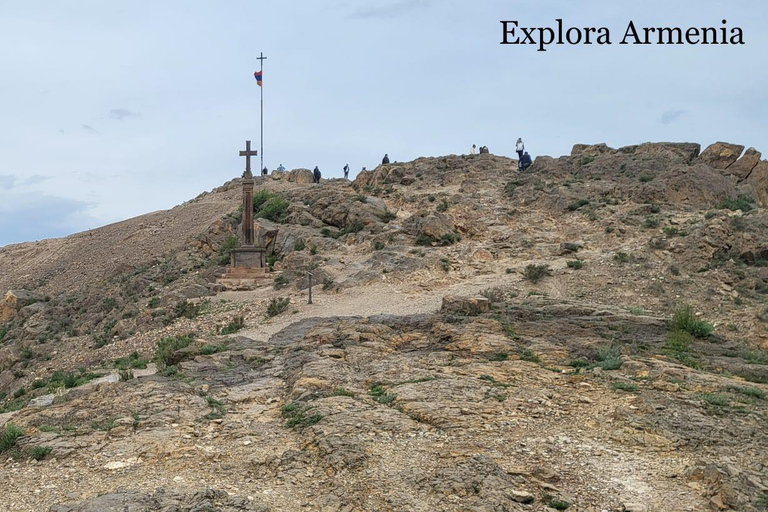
<box><xmin>0</xmin><ymin>0</ymin><xmax>766</xmax><ymax>246</ymax></box>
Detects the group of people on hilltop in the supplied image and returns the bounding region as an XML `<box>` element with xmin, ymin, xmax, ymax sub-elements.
<box><xmin>516</xmin><ymin>138</ymin><xmax>532</xmax><ymax>171</ymax></box>
<box><xmin>470</xmin><ymin>140</ymin><xmax>531</xmax><ymax>170</ymax></box>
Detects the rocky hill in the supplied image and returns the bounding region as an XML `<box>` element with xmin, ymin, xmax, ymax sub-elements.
<box><xmin>1</xmin><ymin>142</ymin><xmax>767</xmax><ymax>512</ymax></box>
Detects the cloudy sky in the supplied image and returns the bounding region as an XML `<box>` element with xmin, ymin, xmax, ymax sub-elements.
<box><xmin>1</xmin><ymin>0</ymin><xmax>766</xmax><ymax>246</ymax></box>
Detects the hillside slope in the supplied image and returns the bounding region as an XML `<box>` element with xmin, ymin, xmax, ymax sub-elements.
<box><xmin>1</xmin><ymin>141</ymin><xmax>768</xmax><ymax>512</ymax></box>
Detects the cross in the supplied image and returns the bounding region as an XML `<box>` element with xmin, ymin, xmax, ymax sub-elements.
<box><xmin>239</xmin><ymin>140</ymin><xmax>258</xmax><ymax>177</ymax></box>
<box><xmin>257</xmin><ymin>52</ymin><xmax>267</xmax><ymax>66</ymax></box>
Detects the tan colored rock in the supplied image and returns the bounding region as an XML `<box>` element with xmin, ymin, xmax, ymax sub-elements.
<box><xmin>727</xmin><ymin>147</ymin><xmax>762</xmax><ymax>180</ymax></box>
<box><xmin>288</xmin><ymin>168</ymin><xmax>314</xmax><ymax>184</ymax></box>
<box><xmin>440</xmin><ymin>295</ymin><xmax>490</xmax><ymax>316</ymax></box>
<box><xmin>743</xmin><ymin>160</ymin><xmax>768</xmax><ymax>207</ymax></box>
<box><xmin>699</xmin><ymin>142</ymin><xmax>744</xmax><ymax>169</ymax></box>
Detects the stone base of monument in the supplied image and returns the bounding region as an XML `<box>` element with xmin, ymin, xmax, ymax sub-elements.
<box><xmin>217</xmin><ymin>246</ymin><xmax>269</xmax><ymax>290</ymax></box>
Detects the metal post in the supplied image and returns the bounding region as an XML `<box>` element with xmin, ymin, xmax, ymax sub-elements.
<box><xmin>308</xmin><ymin>271</ymin><xmax>313</xmax><ymax>304</ymax></box>
<box><xmin>257</xmin><ymin>52</ymin><xmax>267</xmax><ymax>174</ymax></box>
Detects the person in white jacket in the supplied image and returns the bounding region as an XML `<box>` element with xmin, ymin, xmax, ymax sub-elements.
<box><xmin>470</xmin><ymin>144</ymin><xmax>477</xmax><ymax>155</ymax></box>
<box><xmin>515</xmin><ymin>138</ymin><xmax>525</xmax><ymax>160</ymax></box>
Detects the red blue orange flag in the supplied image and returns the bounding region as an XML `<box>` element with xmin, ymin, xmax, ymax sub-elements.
<box><xmin>254</xmin><ymin>70</ymin><xmax>263</xmax><ymax>87</ymax></box>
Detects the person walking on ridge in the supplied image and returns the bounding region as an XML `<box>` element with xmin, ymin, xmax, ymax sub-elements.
<box><xmin>516</xmin><ymin>138</ymin><xmax>525</xmax><ymax>160</ymax></box>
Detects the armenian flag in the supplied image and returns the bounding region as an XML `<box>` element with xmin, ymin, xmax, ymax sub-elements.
<box><xmin>254</xmin><ymin>70</ymin><xmax>263</xmax><ymax>87</ymax></box>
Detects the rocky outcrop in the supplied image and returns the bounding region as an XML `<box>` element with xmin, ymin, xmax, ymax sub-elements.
<box><xmin>727</xmin><ymin>147</ymin><xmax>762</xmax><ymax>180</ymax></box>
<box><xmin>49</xmin><ymin>488</ymin><xmax>264</xmax><ymax>512</ymax></box>
<box><xmin>0</xmin><ymin>290</ymin><xmax>42</xmax><ymax>322</ymax></box>
<box><xmin>287</xmin><ymin>168</ymin><xmax>314</xmax><ymax>184</ymax></box>
<box><xmin>699</xmin><ymin>142</ymin><xmax>745</xmax><ymax>169</ymax></box>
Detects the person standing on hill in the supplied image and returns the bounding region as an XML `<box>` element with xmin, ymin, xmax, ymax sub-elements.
<box><xmin>516</xmin><ymin>138</ymin><xmax>525</xmax><ymax>160</ymax></box>
<box><xmin>343</xmin><ymin>163</ymin><xmax>350</xmax><ymax>179</ymax></box>
<box><xmin>277</xmin><ymin>164</ymin><xmax>285</xmax><ymax>172</ymax></box>
<box><xmin>471</xmin><ymin>144</ymin><xmax>477</xmax><ymax>155</ymax></box>
<box><xmin>382</xmin><ymin>154</ymin><xmax>390</xmax><ymax>165</ymax></box>
<box><xmin>313</xmin><ymin>166</ymin><xmax>321</xmax><ymax>184</ymax></box>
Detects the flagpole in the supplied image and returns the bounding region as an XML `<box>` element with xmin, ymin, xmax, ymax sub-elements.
<box><xmin>260</xmin><ymin>51</ymin><xmax>264</xmax><ymax>174</ymax></box>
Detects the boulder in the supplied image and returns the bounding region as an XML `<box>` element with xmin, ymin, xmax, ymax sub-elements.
<box><xmin>402</xmin><ymin>212</ymin><xmax>455</xmax><ymax>240</ymax></box>
<box><xmin>441</xmin><ymin>296</ymin><xmax>491</xmax><ymax>316</ymax></box>
<box><xmin>1</xmin><ymin>290</ymin><xmax>43</xmax><ymax>322</ymax></box>
<box><xmin>742</xmin><ymin>160</ymin><xmax>768</xmax><ymax>208</ymax></box>
<box><xmin>699</xmin><ymin>142</ymin><xmax>745</xmax><ymax>169</ymax></box>
<box><xmin>727</xmin><ymin>147</ymin><xmax>762</xmax><ymax>180</ymax></box>
<box><xmin>288</xmin><ymin>168</ymin><xmax>314</xmax><ymax>184</ymax></box>
<box><xmin>570</xmin><ymin>143</ymin><xmax>612</xmax><ymax>156</ymax></box>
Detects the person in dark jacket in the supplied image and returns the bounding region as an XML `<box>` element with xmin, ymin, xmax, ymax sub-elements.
<box><xmin>382</xmin><ymin>154</ymin><xmax>390</xmax><ymax>164</ymax></box>
<box><xmin>519</xmin><ymin>152</ymin><xmax>532</xmax><ymax>171</ymax></box>
<box><xmin>343</xmin><ymin>163</ymin><xmax>350</xmax><ymax>179</ymax></box>
<box><xmin>262</xmin><ymin>166</ymin><xmax>268</xmax><ymax>176</ymax></box>
<box><xmin>313</xmin><ymin>166</ymin><xmax>321</xmax><ymax>184</ymax></box>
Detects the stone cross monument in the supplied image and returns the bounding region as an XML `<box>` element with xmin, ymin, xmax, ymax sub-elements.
<box><xmin>239</xmin><ymin>141</ymin><xmax>257</xmax><ymax>246</ymax></box>
<box><xmin>219</xmin><ymin>140</ymin><xmax>269</xmax><ymax>287</ymax></box>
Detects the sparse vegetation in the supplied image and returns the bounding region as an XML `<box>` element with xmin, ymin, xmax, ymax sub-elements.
<box><xmin>566</xmin><ymin>260</ymin><xmax>583</xmax><ymax>269</ymax></box>
<box><xmin>523</xmin><ymin>264</ymin><xmax>551</xmax><ymax>283</ymax></box>
<box><xmin>281</xmin><ymin>402</ymin><xmax>322</xmax><ymax>429</ymax></box>
<box><xmin>612</xmin><ymin>381</ymin><xmax>638</xmax><ymax>392</ymax></box>
<box><xmin>113</xmin><ymin>351</ymin><xmax>148</xmax><ymax>370</ymax></box>
<box><xmin>273</xmin><ymin>274</ymin><xmax>289</xmax><ymax>290</ymax></box>
<box><xmin>266</xmin><ymin>298</ymin><xmax>290</xmax><ymax>317</ymax></box>
<box><xmin>294</xmin><ymin>239</ymin><xmax>306</xmax><ymax>251</ymax></box>
<box><xmin>671</xmin><ymin>304</ymin><xmax>713</xmax><ymax>338</ymax></box>
<box><xmin>716</xmin><ymin>195</ymin><xmax>754</xmax><ymax>213</ymax></box>
<box><xmin>567</xmin><ymin>199</ymin><xmax>590</xmax><ymax>211</ymax></box>
<box><xmin>368</xmin><ymin>383</ymin><xmax>397</xmax><ymax>404</ymax></box>
<box><xmin>153</xmin><ymin>335</ymin><xmax>195</xmax><ymax>367</ymax></box>
<box><xmin>217</xmin><ymin>235</ymin><xmax>239</xmax><ymax>265</ymax></box>
<box><xmin>0</xmin><ymin>423</ymin><xmax>23</xmax><ymax>453</ymax></box>
<box><xmin>322</xmin><ymin>276</ymin><xmax>335</xmax><ymax>290</ymax></box>
<box><xmin>217</xmin><ymin>316</ymin><xmax>245</xmax><ymax>335</ymax></box>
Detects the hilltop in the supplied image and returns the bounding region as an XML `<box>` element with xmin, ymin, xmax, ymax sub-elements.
<box><xmin>1</xmin><ymin>141</ymin><xmax>767</xmax><ymax>512</ymax></box>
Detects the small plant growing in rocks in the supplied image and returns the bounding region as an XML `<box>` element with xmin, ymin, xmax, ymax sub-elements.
<box><xmin>523</xmin><ymin>264</ymin><xmax>551</xmax><ymax>283</ymax></box>
<box><xmin>566</xmin><ymin>260</ymin><xmax>583</xmax><ymax>269</ymax></box>
<box><xmin>671</xmin><ymin>304</ymin><xmax>713</xmax><ymax>338</ymax></box>
<box><xmin>267</xmin><ymin>298</ymin><xmax>290</xmax><ymax>318</ymax></box>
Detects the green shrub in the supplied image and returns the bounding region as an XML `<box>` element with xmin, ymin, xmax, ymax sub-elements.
<box><xmin>700</xmin><ymin>393</ymin><xmax>729</xmax><ymax>406</ymax></box>
<box><xmin>368</xmin><ymin>383</ymin><xmax>397</xmax><ymax>404</ymax></box>
<box><xmin>566</xmin><ymin>260</ymin><xmax>583</xmax><ymax>269</ymax></box>
<box><xmin>578</xmin><ymin>155</ymin><xmax>595</xmax><ymax>166</ymax></box>
<box><xmin>595</xmin><ymin>345</ymin><xmax>623</xmax><ymax>370</ymax></box>
<box><xmin>252</xmin><ymin>190</ymin><xmax>274</xmax><ymax>211</ymax></box>
<box><xmin>174</xmin><ymin>300</ymin><xmax>201</xmax><ymax>319</ymax></box>
<box><xmin>266</xmin><ymin>255</ymin><xmax>278</xmax><ymax>270</ymax></box>
<box><xmin>642</xmin><ymin>216</ymin><xmax>660</xmax><ymax>229</ymax></box>
<box><xmin>730</xmin><ymin>386</ymin><xmax>765</xmax><ymax>399</ymax></box>
<box><xmin>274</xmin><ymin>274</ymin><xmax>289</xmax><ymax>290</ymax></box>
<box><xmin>372</xmin><ymin>240</ymin><xmax>385</xmax><ymax>250</ymax></box>
<box><xmin>567</xmin><ymin>199</ymin><xmax>590</xmax><ymax>211</ymax></box>
<box><xmin>612</xmin><ymin>381</ymin><xmax>638</xmax><ymax>392</ymax></box>
<box><xmin>293</xmin><ymin>239</ymin><xmax>306</xmax><ymax>251</ymax></box>
<box><xmin>436</xmin><ymin>199</ymin><xmax>449</xmax><ymax>212</ymax></box>
<box><xmin>322</xmin><ymin>276</ymin><xmax>335</xmax><ymax>290</ymax></box>
<box><xmin>716</xmin><ymin>195</ymin><xmax>754</xmax><ymax>212</ymax></box>
<box><xmin>48</xmin><ymin>370</ymin><xmax>98</xmax><ymax>390</ymax></box>
<box><xmin>613</xmin><ymin>252</ymin><xmax>631</xmax><ymax>264</ymax></box>
<box><xmin>663</xmin><ymin>227</ymin><xmax>686</xmax><ymax>237</ymax></box>
<box><xmin>671</xmin><ymin>304</ymin><xmax>713</xmax><ymax>338</ymax></box>
<box><xmin>257</xmin><ymin>196</ymin><xmax>290</xmax><ymax>222</ymax></box>
<box><xmin>331</xmin><ymin>387</ymin><xmax>355</xmax><ymax>397</ymax></box>
<box><xmin>153</xmin><ymin>335</ymin><xmax>195</xmax><ymax>367</ymax></box>
<box><xmin>0</xmin><ymin>423</ymin><xmax>23</xmax><ymax>453</ymax></box>
<box><xmin>147</xmin><ymin>297</ymin><xmax>160</xmax><ymax>308</ymax></box>
<box><xmin>267</xmin><ymin>298</ymin><xmax>290</xmax><ymax>318</ymax></box>
<box><xmin>217</xmin><ymin>234</ymin><xmax>239</xmax><ymax>265</ymax></box>
<box><xmin>217</xmin><ymin>316</ymin><xmax>245</xmax><ymax>335</ymax></box>
<box><xmin>281</xmin><ymin>402</ymin><xmax>322</xmax><ymax>429</ymax></box>
<box><xmin>377</xmin><ymin>209</ymin><xmax>397</xmax><ymax>223</ymax></box>
<box><xmin>200</xmin><ymin>344</ymin><xmax>227</xmax><ymax>355</ymax></box>
<box><xmin>523</xmin><ymin>264</ymin><xmax>551</xmax><ymax>283</ymax></box>
<box><xmin>113</xmin><ymin>351</ymin><xmax>148</xmax><ymax>370</ymax></box>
